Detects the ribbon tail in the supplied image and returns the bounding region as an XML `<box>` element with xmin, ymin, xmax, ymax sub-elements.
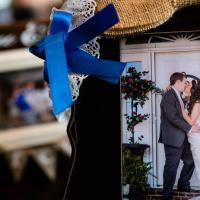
<box><xmin>67</xmin><ymin>3</ymin><xmax>119</xmax><ymax>50</ymax></box>
<box><xmin>45</xmin><ymin>33</ymin><xmax>72</xmax><ymax>115</ymax></box>
<box><xmin>29</xmin><ymin>37</ymin><xmax>46</xmax><ymax>59</ymax></box>
<box><xmin>68</xmin><ymin>49</ymin><xmax>126</xmax><ymax>84</ymax></box>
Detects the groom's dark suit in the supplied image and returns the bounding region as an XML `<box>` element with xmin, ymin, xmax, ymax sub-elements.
<box><xmin>159</xmin><ymin>88</ymin><xmax>194</xmax><ymax>198</ymax></box>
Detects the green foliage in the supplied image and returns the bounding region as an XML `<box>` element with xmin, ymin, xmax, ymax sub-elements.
<box><xmin>125</xmin><ymin>112</ymin><xmax>149</xmax><ymax>133</ymax></box>
<box><xmin>121</xmin><ymin>67</ymin><xmax>156</xmax><ymax>106</ymax></box>
<box><xmin>123</xmin><ymin>149</ymin><xmax>152</xmax><ymax>191</ymax></box>
<box><xmin>121</xmin><ymin>67</ymin><xmax>157</xmax><ymax>143</ymax></box>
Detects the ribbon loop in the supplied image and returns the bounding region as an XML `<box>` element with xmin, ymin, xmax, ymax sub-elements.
<box><xmin>50</xmin><ymin>11</ymin><xmax>72</xmax><ymax>35</ymax></box>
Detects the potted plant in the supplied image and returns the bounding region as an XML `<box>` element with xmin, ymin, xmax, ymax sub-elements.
<box><xmin>121</xmin><ymin>66</ymin><xmax>158</xmax><ymax>198</ymax></box>
<box><xmin>123</xmin><ymin>148</ymin><xmax>153</xmax><ymax>200</ymax></box>
<box><xmin>121</xmin><ymin>66</ymin><xmax>157</xmax><ymax>157</ymax></box>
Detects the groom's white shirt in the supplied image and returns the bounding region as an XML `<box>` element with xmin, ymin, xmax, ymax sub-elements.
<box><xmin>172</xmin><ymin>86</ymin><xmax>192</xmax><ymax>134</ymax></box>
<box><xmin>171</xmin><ymin>86</ymin><xmax>184</xmax><ymax>108</ymax></box>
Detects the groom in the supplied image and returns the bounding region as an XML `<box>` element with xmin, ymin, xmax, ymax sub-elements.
<box><xmin>159</xmin><ymin>72</ymin><xmax>200</xmax><ymax>200</ymax></box>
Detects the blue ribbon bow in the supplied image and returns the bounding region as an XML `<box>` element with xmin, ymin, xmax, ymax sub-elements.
<box><xmin>29</xmin><ymin>3</ymin><xmax>126</xmax><ymax>115</ymax></box>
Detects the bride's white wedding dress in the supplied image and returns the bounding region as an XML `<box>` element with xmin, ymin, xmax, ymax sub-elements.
<box><xmin>188</xmin><ymin>116</ymin><xmax>200</xmax><ymax>181</ymax></box>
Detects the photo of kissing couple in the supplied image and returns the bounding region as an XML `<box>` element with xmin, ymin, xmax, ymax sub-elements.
<box><xmin>159</xmin><ymin>72</ymin><xmax>200</xmax><ymax>200</ymax></box>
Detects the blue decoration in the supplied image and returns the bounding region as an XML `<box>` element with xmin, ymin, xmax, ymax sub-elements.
<box><xmin>29</xmin><ymin>3</ymin><xmax>126</xmax><ymax>115</ymax></box>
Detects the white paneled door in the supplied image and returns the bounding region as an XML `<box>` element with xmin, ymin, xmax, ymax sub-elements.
<box><xmin>155</xmin><ymin>50</ymin><xmax>200</xmax><ymax>187</ymax></box>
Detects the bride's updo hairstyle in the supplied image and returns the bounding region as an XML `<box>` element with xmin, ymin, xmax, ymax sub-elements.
<box><xmin>188</xmin><ymin>80</ymin><xmax>200</xmax><ymax>115</ymax></box>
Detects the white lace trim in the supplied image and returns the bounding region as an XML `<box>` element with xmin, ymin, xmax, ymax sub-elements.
<box><xmin>55</xmin><ymin>0</ymin><xmax>100</xmax><ymax>125</ymax></box>
<box><xmin>62</xmin><ymin>0</ymin><xmax>100</xmax><ymax>101</ymax></box>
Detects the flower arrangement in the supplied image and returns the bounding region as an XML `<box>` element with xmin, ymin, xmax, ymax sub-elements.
<box><xmin>121</xmin><ymin>67</ymin><xmax>156</xmax><ymax>106</ymax></box>
<box><xmin>125</xmin><ymin>112</ymin><xmax>149</xmax><ymax>132</ymax></box>
<box><xmin>121</xmin><ymin>67</ymin><xmax>156</xmax><ymax>144</ymax></box>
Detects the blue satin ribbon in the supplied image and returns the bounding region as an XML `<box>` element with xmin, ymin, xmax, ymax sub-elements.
<box><xmin>29</xmin><ymin>3</ymin><xmax>126</xmax><ymax>115</ymax></box>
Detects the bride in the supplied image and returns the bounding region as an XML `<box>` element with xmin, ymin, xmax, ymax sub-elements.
<box><xmin>181</xmin><ymin>79</ymin><xmax>200</xmax><ymax>180</ymax></box>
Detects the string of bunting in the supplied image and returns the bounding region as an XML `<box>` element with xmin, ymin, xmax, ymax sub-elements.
<box><xmin>5</xmin><ymin>140</ymin><xmax>70</xmax><ymax>182</ymax></box>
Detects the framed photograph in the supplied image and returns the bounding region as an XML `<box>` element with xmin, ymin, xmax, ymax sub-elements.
<box><xmin>0</xmin><ymin>49</ymin><xmax>69</xmax><ymax>152</ymax></box>
<box><xmin>0</xmin><ymin>66</ymin><xmax>56</xmax><ymax>130</ymax></box>
<box><xmin>0</xmin><ymin>50</ymin><xmax>56</xmax><ymax>130</ymax></box>
<box><xmin>120</xmin><ymin>4</ymin><xmax>200</xmax><ymax>195</ymax></box>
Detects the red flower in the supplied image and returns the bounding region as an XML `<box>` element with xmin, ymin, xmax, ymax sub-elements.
<box><xmin>121</xmin><ymin>66</ymin><xmax>156</xmax><ymax>143</ymax></box>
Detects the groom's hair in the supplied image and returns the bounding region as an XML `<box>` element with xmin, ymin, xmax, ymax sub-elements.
<box><xmin>170</xmin><ymin>72</ymin><xmax>186</xmax><ymax>85</ymax></box>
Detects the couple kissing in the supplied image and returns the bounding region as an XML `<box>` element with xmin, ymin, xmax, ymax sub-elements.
<box><xmin>159</xmin><ymin>72</ymin><xmax>200</xmax><ymax>200</ymax></box>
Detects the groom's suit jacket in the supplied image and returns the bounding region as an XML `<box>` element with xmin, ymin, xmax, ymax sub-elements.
<box><xmin>158</xmin><ymin>89</ymin><xmax>192</xmax><ymax>147</ymax></box>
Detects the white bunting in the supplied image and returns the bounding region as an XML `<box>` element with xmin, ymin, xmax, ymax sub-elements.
<box><xmin>6</xmin><ymin>151</ymin><xmax>28</xmax><ymax>182</ymax></box>
<box><xmin>29</xmin><ymin>147</ymin><xmax>57</xmax><ymax>181</ymax></box>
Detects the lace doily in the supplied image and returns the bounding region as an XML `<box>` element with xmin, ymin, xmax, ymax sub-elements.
<box><xmin>55</xmin><ymin>0</ymin><xmax>100</xmax><ymax>125</ymax></box>
<box><xmin>62</xmin><ymin>0</ymin><xmax>100</xmax><ymax>101</ymax></box>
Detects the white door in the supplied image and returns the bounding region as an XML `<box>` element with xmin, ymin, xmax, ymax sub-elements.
<box><xmin>155</xmin><ymin>50</ymin><xmax>200</xmax><ymax>187</ymax></box>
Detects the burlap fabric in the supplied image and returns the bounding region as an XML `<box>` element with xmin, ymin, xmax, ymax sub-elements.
<box><xmin>96</xmin><ymin>0</ymin><xmax>200</xmax><ymax>37</ymax></box>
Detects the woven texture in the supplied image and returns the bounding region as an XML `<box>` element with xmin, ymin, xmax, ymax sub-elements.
<box><xmin>172</xmin><ymin>0</ymin><xmax>200</xmax><ymax>8</ymax></box>
<box><xmin>96</xmin><ymin>0</ymin><xmax>200</xmax><ymax>37</ymax></box>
